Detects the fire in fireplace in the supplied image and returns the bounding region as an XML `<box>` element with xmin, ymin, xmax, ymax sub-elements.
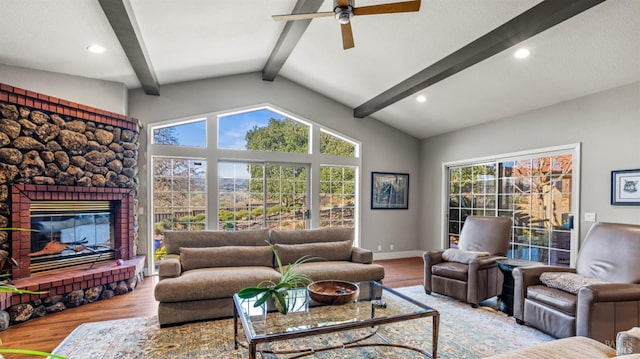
<box><xmin>29</xmin><ymin>201</ymin><xmax>116</xmax><ymax>272</ymax></box>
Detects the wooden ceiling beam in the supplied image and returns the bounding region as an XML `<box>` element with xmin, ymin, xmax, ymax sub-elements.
<box><xmin>98</xmin><ymin>0</ymin><xmax>160</xmax><ymax>95</ymax></box>
<box><xmin>262</xmin><ymin>0</ymin><xmax>325</xmax><ymax>81</ymax></box>
<box><xmin>354</xmin><ymin>0</ymin><xmax>607</xmax><ymax>118</ymax></box>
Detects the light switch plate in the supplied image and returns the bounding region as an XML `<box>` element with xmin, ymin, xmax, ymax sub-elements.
<box><xmin>584</xmin><ymin>212</ymin><xmax>596</xmax><ymax>222</ymax></box>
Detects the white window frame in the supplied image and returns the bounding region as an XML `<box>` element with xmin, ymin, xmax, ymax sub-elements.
<box><xmin>147</xmin><ymin>104</ymin><xmax>362</xmax><ymax>271</ymax></box>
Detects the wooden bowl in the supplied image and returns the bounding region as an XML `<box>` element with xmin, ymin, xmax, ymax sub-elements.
<box><xmin>307</xmin><ymin>280</ymin><xmax>359</xmax><ymax>305</ymax></box>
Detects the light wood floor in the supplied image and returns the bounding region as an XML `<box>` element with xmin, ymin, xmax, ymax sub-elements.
<box><xmin>0</xmin><ymin>257</ymin><xmax>424</xmax><ymax>358</ymax></box>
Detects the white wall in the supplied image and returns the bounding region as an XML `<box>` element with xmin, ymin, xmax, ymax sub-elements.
<box><xmin>4</xmin><ymin>64</ymin><xmax>638</xmax><ymax>264</ymax></box>
<box><xmin>128</xmin><ymin>72</ymin><xmax>421</xmax><ymax>257</ymax></box>
<box><xmin>0</xmin><ymin>64</ymin><xmax>128</xmax><ymax>115</ymax></box>
<box><xmin>419</xmin><ymin>81</ymin><xmax>640</xmax><ymax>251</ymax></box>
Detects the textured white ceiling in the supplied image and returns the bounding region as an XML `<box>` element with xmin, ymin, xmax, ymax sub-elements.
<box><xmin>0</xmin><ymin>0</ymin><xmax>638</xmax><ymax>139</ymax></box>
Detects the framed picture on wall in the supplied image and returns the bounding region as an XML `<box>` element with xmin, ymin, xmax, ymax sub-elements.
<box><xmin>611</xmin><ymin>169</ymin><xmax>640</xmax><ymax>205</ymax></box>
<box><xmin>371</xmin><ymin>172</ymin><xmax>409</xmax><ymax>209</ymax></box>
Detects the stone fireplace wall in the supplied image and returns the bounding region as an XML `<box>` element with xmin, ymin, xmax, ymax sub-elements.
<box><xmin>0</xmin><ymin>83</ymin><xmax>144</xmax><ymax>329</ymax></box>
<box><xmin>0</xmin><ymin>82</ymin><xmax>140</xmax><ymax>276</ymax></box>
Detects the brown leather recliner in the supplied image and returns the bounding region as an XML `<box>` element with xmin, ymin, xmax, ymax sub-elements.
<box><xmin>513</xmin><ymin>222</ymin><xmax>640</xmax><ymax>344</ymax></box>
<box><xmin>423</xmin><ymin>216</ymin><xmax>512</xmax><ymax>306</ymax></box>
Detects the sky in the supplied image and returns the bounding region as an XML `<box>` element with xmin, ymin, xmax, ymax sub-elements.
<box><xmin>154</xmin><ymin>108</ymin><xmax>289</xmax><ymax>179</ymax></box>
<box><xmin>218</xmin><ymin>108</ymin><xmax>284</xmax><ymax>149</ymax></box>
<box><xmin>218</xmin><ymin>108</ymin><xmax>285</xmax><ymax>179</ymax></box>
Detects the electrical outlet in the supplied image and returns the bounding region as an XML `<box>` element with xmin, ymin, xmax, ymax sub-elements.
<box><xmin>584</xmin><ymin>212</ymin><xmax>596</xmax><ymax>222</ymax></box>
<box><xmin>377</xmin><ymin>245</ymin><xmax>382</xmax><ymax>251</ymax></box>
<box><xmin>390</xmin><ymin>244</ymin><xmax>394</xmax><ymax>251</ymax></box>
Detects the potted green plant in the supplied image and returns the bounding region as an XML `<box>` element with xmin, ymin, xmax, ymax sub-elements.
<box><xmin>0</xmin><ymin>228</ymin><xmax>66</xmax><ymax>359</ymax></box>
<box><xmin>237</xmin><ymin>243</ymin><xmax>315</xmax><ymax>314</ymax></box>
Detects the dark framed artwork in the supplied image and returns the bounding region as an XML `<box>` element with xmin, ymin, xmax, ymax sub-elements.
<box><xmin>611</xmin><ymin>169</ymin><xmax>640</xmax><ymax>205</ymax></box>
<box><xmin>371</xmin><ymin>172</ymin><xmax>409</xmax><ymax>209</ymax></box>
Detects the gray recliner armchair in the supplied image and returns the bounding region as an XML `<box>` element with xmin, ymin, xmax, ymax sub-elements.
<box><xmin>513</xmin><ymin>222</ymin><xmax>640</xmax><ymax>344</ymax></box>
<box><xmin>423</xmin><ymin>216</ymin><xmax>512</xmax><ymax>306</ymax></box>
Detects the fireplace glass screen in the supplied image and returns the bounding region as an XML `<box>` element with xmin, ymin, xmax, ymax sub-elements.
<box><xmin>30</xmin><ymin>201</ymin><xmax>115</xmax><ymax>272</ymax></box>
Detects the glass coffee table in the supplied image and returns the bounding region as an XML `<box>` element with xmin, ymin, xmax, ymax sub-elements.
<box><xmin>233</xmin><ymin>281</ymin><xmax>439</xmax><ymax>358</ymax></box>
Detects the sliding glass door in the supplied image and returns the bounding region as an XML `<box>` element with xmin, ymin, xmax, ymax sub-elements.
<box><xmin>446</xmin><ymin>148</ymin><xmax>577</xmax><ymax>266</ymax></box>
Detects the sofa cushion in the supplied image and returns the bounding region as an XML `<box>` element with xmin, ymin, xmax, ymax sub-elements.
<box><xmin>288</xmin><ymin>261</ymin><xmax>385</xmax><ymax>283</ymax></box>
<box><xmin>480</xmin><ymin>336</ymin><xmax>616</xmax><ymax>359</ymax></box>
<box><xmin>180</xmin><ymin>246</ymin><xmax>273</xmax><ymax>271</ymax></box>
<box><xmin>274</xmin><ymin>240</ymin><xmax>353</xmax><ymax>265</ymax></box>
<box><xmin>618</xmin><ymin>327</ymin><xmax>640</xmax><ymax>356</ymax></box>
<box><xmin>164</xmin><ymin>229</ymin><xmax>270</xmax><ymax>255</ymax></box>
<box><xmin>527</xmin><ymin>285</ymin><xmax>577</xmax><ymax>315</ymax></box>
<box><xmin>154</xmin><ymin>266</ymin><xmax>280</xmax><ymax>302</ymax></box>
<box><xmin>270</xmin><ymin>227</ymin><xmax>354</xmax><ymax>245</ymax></box>
<box><xmin>442</xmin><ymin>248</ymin><xmax>491</xmax><ymax>264</ymax></box>
<box><xmin>540</xmin><ymin>272</ymin><xmax>609</xmax><ymax>294</ymax></box>
<box><xmin>431</xmin><ymin>262</ymin><xmax>469</xmax><ymax>281</ymax></box>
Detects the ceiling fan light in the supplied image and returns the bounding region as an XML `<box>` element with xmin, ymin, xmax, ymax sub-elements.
<box><xmin>335</xmin><ymin>6</ymin><xmax>353</xmax><ymax>24</ymax></box>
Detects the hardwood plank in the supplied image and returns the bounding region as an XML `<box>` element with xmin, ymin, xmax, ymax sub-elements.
<box><xmin>375</xmin><ymin>257</ymin><xmax>424</xmax><ymax>288</ymax></box>
<box><xmin>0</xmin><ymin>257</ymin><xmax>424</xmax><ymax>357</ymax></box>
<box><xmin>1</xmin><ymin>276</ymin><xmax>158</xmax><ymax>358</ymax></box>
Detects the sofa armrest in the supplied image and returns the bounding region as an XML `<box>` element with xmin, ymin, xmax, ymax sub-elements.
<box><xmin>576</xmin><ymin>284</ymin><xmax>640</xmax><ymax>342</ymax></box>
<box><xmin>469</xmin><ymin>255</ymin><xmax>505</xmax><ymax>268</ymax></box>
<box><xmin>512</xmin><ymin>265</ymin><xmax>575</xmax><ymax>321</ymax></box>
<box><xmin>351</xmin><ymin>247</ymin><xmax>373</xmax><ymax>264</ymax></box>
<box><xmin>423</xmin><ymin>250</ymin><xmax>444</xmax><ymax>294</ymax></box>
<box><xmin>158</xmin><ymin>254</ymin><xmax>181</xmax><ymax>278</ymax></box>
<box><xmin>464</xmin><ymin>255</ymin><xmax>506</xmax><ymax>304</ymax></box>
<box><xmin>579</xmin><ymin>283</ymin><xmax>640</xmax><ymax>303</ymax></box>
<box><xmin>617</xmin><ymin>327</ymin><xmax>640</xmax><ymax>356</ymax></box>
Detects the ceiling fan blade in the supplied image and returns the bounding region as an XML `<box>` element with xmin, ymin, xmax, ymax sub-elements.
<box><xmin>272</xmin><ymin>11</ymin><xmax>334</xmax><ymax>21</ymax></box>
<box><xmin>341</xmin><ymin>22</ymin><xmax>355</xmax><ymax>50</ymax></box>
<box><xmin>353</xmin><ymin>0</ymin><xmax>421</xmax><ymax>16</ymax></box>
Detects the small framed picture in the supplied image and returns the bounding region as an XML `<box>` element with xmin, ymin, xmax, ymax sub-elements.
<box><xmin>611</xmin><ymin>169</ymin><xmax>640</xmax><ymax>205</ymax></box>
<box><xmin>371</xmin><ymin>172</ymin><xmax>409</xmax><ymax>209</ymax></box>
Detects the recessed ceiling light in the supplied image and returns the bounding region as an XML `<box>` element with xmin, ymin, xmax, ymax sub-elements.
<box><xmin>416</xmin><ymin>95</ymin><xmax>427</xmax><ymax>103</ymax></box>
<box><xmin>514</xmin><ymin>48</ymin><xmax>530</xmax><ymax>59</ymax></box>
<box><xmin>87</xmin><ymin>44</ymin><xmax>106</xmax><ymax>54</ymax></box>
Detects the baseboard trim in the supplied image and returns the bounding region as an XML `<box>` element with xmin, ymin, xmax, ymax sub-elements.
<box><xmin>372</xmin><ymin>250</ymin><xmax>423</xmax><ymax>261</ymax></box>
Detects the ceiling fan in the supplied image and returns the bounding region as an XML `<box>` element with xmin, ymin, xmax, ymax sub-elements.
<box><xmin>272</xmin><ymin>0</ymin><xmax>421</xmax><ymax>50</ymax></box>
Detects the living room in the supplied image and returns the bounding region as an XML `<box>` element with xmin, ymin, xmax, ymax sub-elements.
<box><xmin>0</xmin><ymin>0</ymin><xmax>639</xmax><ymax>358</ymax></box>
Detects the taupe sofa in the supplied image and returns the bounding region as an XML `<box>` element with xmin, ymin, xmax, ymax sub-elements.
<box><xmin>513</xmin><ymin>222</ymin><xmax>640</xmax><ymax>344</ymax></box>
<box><xmin>154</xmin><ymin>227</ymin><xmax>385</xmax><ymax>326</ymax></box>
<box><xmin>483</xmin><ymin>327</ymin><xmax>640</xmax><ymax>358</ymax></box>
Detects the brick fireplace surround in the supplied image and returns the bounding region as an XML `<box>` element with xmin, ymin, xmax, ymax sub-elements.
<box><xmin>10</xmin><ymin>184</ymin><xmax>135</xmax><ymax>279</ymax></box>
<box><xmin>0</xmin><ymin>83</ymin><xmax>144</xmax><ymax>312</ymax></box>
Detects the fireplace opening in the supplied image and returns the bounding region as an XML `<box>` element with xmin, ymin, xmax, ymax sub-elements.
<box><xmin>30</xmin><ymin>201</ymin><xmax>116</xmax><ymax>273</ymax></box>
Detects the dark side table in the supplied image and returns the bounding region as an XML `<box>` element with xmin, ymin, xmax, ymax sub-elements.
<box><xmin>496</xmin><ymin>258</ymin><xmax>540</xmax><ymax>316</ymax></box>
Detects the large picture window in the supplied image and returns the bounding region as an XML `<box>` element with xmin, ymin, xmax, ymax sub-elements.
<box><xmin>446</xmin><ymin>148</ymin><xmax>577</xmax><ymax>266</ymax></box>
<box><xmin>148</xmin><ymin>105</ymin><xmax>361</xmax><ymax>272</ymax></box>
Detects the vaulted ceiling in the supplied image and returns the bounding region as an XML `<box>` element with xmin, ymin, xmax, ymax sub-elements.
<box><xmin>1</xmin><ymin>0</ymin><xmax>638</xmax><ymax>139</ymax></box>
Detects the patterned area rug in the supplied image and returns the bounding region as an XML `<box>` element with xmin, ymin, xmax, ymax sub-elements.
<box><xmin>52</xmin><ymin>286</ymin><xmax>553</xmax><ymax>358</ymax></box>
